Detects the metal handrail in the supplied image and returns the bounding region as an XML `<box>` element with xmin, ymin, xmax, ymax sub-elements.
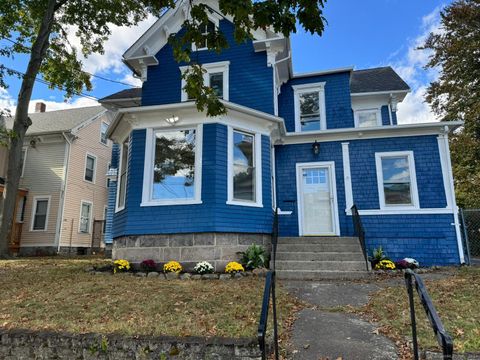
<box><xmin>257</xmin><ymin>209</ymin><xmax>279</xmax><ymax>360</ymax></box>
<box><xmin>404</xmin><ymin>269</ymin><xmax>454</xmax><ymax>360</ymax></box>
<box><xmin>350</xmin><ymin>204</ymin><xmax>369</xmax><ymax>269</ymax></box>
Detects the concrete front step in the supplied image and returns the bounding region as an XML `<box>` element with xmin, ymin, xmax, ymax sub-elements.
<box><xmin>278</xmin><ymin>237</ymin><xmax>359</xmax><ymax>245</ymax></box>
<box><xmin>276</xmin><ymin>251</ymin><xmax>364</xmax><ymax>262</ymax></box>
<box><xmin>277</xmin><ymin>244</ymin><xmax>362</xmax><ymax>253</ymax></box>
<box><xmin>275</xmin><ymin>260</ymin><xmax>367</xmax><ymax>271</ymax></box>
<box><xmin>276</xmin><ymin>270</ymin><xmax>371</xmax><ymax>280</ymax></box>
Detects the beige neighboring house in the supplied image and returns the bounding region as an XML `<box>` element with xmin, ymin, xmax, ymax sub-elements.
<box><xmin>0</xmin><ymin>103</ymin><xmax>112</xmax><ymax>255</ymax></box>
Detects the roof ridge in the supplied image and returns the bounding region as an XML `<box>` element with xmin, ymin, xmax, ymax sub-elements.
<box><xmin>353</xmin><ymin>66</ymin><xmax>393</xmax><ymax>73</ymax></box>
<box><xmin>28</xmin><ymin>105</ymin><xmax>103</xmax><ymax>116</ymax></box>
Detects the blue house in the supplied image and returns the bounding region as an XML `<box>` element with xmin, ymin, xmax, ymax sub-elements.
<box><xmin>100</xmin><ymin>1</ymin><xmax>465</xmax><ymax>278</ymax></box>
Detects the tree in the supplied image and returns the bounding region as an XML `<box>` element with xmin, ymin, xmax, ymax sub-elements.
<box><xmin>0</xmin><ymin>0</ymin><xmax>328</xmax><ymax>256</ymax></box>
<box><xmin>421</xmin><ymin>0</ymin><xmax>480</xmax><ymax>208</ymax></box>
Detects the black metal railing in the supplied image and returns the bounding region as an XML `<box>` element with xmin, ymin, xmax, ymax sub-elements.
<box><xmin>350</xmin><ymin>204</ymin><xmax>369</xmax><ymax>269</ymax></box>
<box><xmin>404</xmin><ymin>269</ymin><xmax>454</xmax><ymax>360</ymax></box>
<box><xmin>258</xmin><ymin>208</ymin><xmax>279</xmax><ymax>360</ymax></box>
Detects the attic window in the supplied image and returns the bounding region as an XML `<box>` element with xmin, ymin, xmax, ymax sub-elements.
<box><xmin>180</xmin><ymin>61</ymin><xmax>230</xmax><ymax>101</ymax></box>
<box><xmin>196</xmin><ymin>21</ymin><xmax>215</xmax><ymax>50</ymax></box>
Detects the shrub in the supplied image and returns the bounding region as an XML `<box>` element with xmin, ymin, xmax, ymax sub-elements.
<box><xmin>239</xmin><ymin>244</ymin><xmax>268</xmax><ymax>270</ymax></box>
<box><xmin>225</xmin><ymin>261</ymin><xmax>244</xmax><ymax>274</ymax></box>
<box><xmin>113</xmin><ymin>259</ymin><xmax>131</xmax><ymax>274</ymax></box>
<box><xmin>163</xmin><ymin>261</ymin><xmax>182</xmax><ymax>273</ymax></box>
<box><xmin>140</xmin><ymin>259</ymin><xmax>157</xmax><ymax>272</ymax></box>
<box><xmin>374</xmin><ymin>259</ymin><xmax>396</xmax><ymax>270</ymax></box>
<box><xmin>193</xmin><ymin>261</ymin><xmax>214</xmax><ymax>275</ymax></box>
<box><xmin>369</xmin><ymin>246</ymin><xmax>387</xmax><ymax>268</ymax></box>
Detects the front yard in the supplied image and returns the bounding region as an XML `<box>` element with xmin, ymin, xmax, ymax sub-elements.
<box><xmin>0</xmin><ymin>258</ymin><xmax>300</xmax><ymax>339</ymax></box>
<box><xmin>361</xmin><ymin>267</ymin><xmax>480</xmax><ymax>354</ymax></box>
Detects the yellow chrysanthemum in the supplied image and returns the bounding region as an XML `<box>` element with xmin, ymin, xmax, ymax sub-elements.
<box><xmin>225</xmin><ymin>261</ymin><xmax>244</xmax><ymax>273</ymax></box>
<box><xmin>113</xmin><ymin>259</ymin><xmax>131</xmax><ymax>273</ymax></box>
<box><xmin>375</xmin><ymin>259</ymin><xmax>396</xmax><ymax>270</ymax></box>
<box><xmin>163</xmin><ymin>261</ymin><xmax>182</xmax><ymax>273</ymax></box>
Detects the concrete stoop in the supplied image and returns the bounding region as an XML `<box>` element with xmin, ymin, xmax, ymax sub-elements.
<box><xmin>274</xmin><ymin>237</ymin><xmax>370</xmax><ymax>280</ymax></box>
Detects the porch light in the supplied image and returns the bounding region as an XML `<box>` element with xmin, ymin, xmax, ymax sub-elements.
<box><xmin>165</xmin><ymin>115</ymin><xmax>179</xmax><ymax>125</ymax></box>
<box><xmin>312</xmin><ymin>140</ymin><xmax>320</xmax><ymax>155</ymax></box>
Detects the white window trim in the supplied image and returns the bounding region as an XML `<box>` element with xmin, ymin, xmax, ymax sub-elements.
<box><xmin>115</xmin><ymin>135</ymin><xmax>130</xmax><ymax>213</ymax></box>
<box><xmin>78</xmin><ymin>200</ymin><xmax>93</xmax><ymax>234</ymax></box>
<box><xmin>141</xmin><ymin>125</ymin><xmax>203</xmax><ymax>207</ymax></box>
<box><xmin>191</xmin><ymin>15</ymin><xmax>220</xmax><ymax>51</ymax></box>
<box><xmin>30</xmin><ymin>195</ymin><xmax>51</xmax><ymax>232</ymax></box>
<box><xmin>21</xmin><ymin>147</ymin><xmax>27</xmax><ymax>177</ymax></box>
<box><xmin>180</xmin><ymin>61</ymin><xmax>230</xmax><ymax>102</ymax></box>
<box><xmin>100</xmin><ymin>121</ymin><xmax>109</xmax><ymax>146</ymax></box>
<box><xmin>293</xmin><ymin>82</ymin><xmax>327</xmax><ymax>132</ymax></box>
<box><xmin>354</xmin><ymin>108</ymin><xmax>382</xmax><ymax>128</ymax></box>
<box><xmin>84</xmin><ymin>152</ymin><xmax>97</xmax><ymax>184</ymax></box>
<box><xmin>375</xmin><ymin>151</ymin><xmax>420</xmax><ymax>210</ymax></box>
<box><xmin>227</xmin><ymin>126</ymin><xmax>263</xmax><ymax>208</ymax></box>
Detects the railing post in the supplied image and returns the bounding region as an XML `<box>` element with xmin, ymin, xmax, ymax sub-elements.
<box><xmin>405</xmin><ymin>270</ymin><xmax>419</xmax><ymax>360</ymax></box>
<box><xmin>271</xmin><ymin>271</ymin><xmax>279</xmax><ymax>360</ymax></box>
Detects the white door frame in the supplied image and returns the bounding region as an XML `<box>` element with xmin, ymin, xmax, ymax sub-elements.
<box><xmin>296</xmin><ymin>161</ymin><xmax>340</xmax><ymax>236</ymax></box>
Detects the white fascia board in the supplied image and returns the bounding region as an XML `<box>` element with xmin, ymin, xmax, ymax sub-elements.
<box><xmin>278</xmin><ymin>121</ymin><xmax>464</xmax><ymax>145</ymax></box>
<box><xmin>292</xmin><ymin>66</ymin><xmax>354</xmax><ymax>79</ymax></box>
<box><xmin>351</xmin><ymin>89</ymin><xmax>410</xmax><ymax>102</ymax></box>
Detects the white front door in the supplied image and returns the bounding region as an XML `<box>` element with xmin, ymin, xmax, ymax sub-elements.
<box><xmin>297</xmin><ymin>162</ymin><xmax>339</xmax><ymax>236</ymax></box>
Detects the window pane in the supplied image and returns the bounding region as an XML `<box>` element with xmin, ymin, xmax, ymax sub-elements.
<box><xmin>358</xmin><ymin>111</ymin><xmax>378</xmax><ymax>127</ymax></box>
<box><xmin>101</xmin><ymin>122</ymin><xmax>108</xmax><ymax>144</ymax></box>
<box><xmin>80</xmin><ymin>203</ymin><xmax>91</xmax><ymax>233</ymax></box>
<box><xmin>233</xmin><ymin>131</ymin><xmax>255</xmax><ymax>201</ymax></box>
<box><xmin>33</xmin><ymin>200</ymin><xmax>48</xmax><ymax>230</ymax></box>
<box><xmin>118</xmin><ymin>138</ymin><xmax>129</xmax><ymax>209</ymax></box>
<box><xmin>299</xmin><ymin>92</ymin><xmax>320</xmax><ymax>131</ymax></box>
<box><xmin>85</xmin><ymin>156</ymin><xmax>95</xmax><ymax>181</ymax></box>
<box><xmin>381</xmin><ymin>156</ymin><xmax>413</xmax><ymax>205</ymax></box>
<box><xmin>153</xmin><ymin>129</ymin><xmax>196</xmax><ymax>200</ymax></box>
<box><xmin>209</xmin><ymin>72</ymin><xmax>223</xmax><ymax>98</ymax></box>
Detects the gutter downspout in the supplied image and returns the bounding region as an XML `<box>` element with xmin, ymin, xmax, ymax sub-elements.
<box><xmin>56</xmin><ymin>132</ymin><xmax>72</xmax><ymax>253</ymax></box>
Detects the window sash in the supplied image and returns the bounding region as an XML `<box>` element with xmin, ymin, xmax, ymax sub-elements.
<box><xmin>356</xmin><ymin>109</ymin><xmax>380</xmax><ymax>128</ymax></box>
<box><xmin>33</xmin><ymin>199</ymin><xmax>48</xmax><ymax>230</ymax></box>
<box><xmin>232</xmin><ymin>130</ymin><xmax>256</xmax><ymax>202</ymax></box>
<box><xmin>80</xmin><ymin>203</ymin><xmax>91</xmax><ymax>233</ymax></box>
<box><xmin>379</xmin><ymin>154</ymin><xmax>416</xmax><ymax>207</ymax></box>
<box><xmin>100</xmin><ymin>122</ymin><xmax>108</xmax><ymax>144</ymax></box>
<box><xmin>293</xmin><ymin>83</ymin><xmax>325</xmax><ymax>132</ymax></box>
<box><xmin>85</xmin><ymin>156</ymin><xmax>95</xmax><ymax>182</ymax></box>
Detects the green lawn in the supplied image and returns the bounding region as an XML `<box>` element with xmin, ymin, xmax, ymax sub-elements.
<box><xmin>362</xmin><ymin>267</ymin><xmax>480</xmax><ymax>353</ymax></box>
<box><xmin>0</xmin><ymin>258</ymin><xmax>300</xmax><ymax>339</ymax></box>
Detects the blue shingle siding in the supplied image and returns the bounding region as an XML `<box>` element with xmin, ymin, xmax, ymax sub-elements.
<box><xmin>142</xmin><ymin>20</ymin><xmax>274</xmax><ymax>114</ymax></box>
<box><xmin>274</xmin><ymin>141</ymin><xmax>351</xmax><ymax>237</ymax></box>
<box><xmin>278</xmin><ymin>71</ymin><xmax>354</xmax><ymax>132</ymax></box>
<box><xmin>112</xmin><ymin>124</ymin><xmax>272</xmax><ymax>238</ymax></box>
<box><xmin>349</xmin><ymin>135</ymin><xmax>447</xmax><ymax>210</ymax></box>
<box><xmin>363</xmin><ymin>214</ymin><xmax>460</xmax><ymax>266</ymax></box>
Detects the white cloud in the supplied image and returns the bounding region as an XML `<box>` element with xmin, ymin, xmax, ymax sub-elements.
<box><xmin>390</xmin><ymin>6</ymin><xmax>445</xmax><ymax>124</ymax></box>
<box><xmin>120</xmin><ymin>73</ymin><xmax>142</xmax><ymax>87</ymax></box>
<box><xmin>0</xmin><ymin>87</ymin><xmax>16</xmax><ymax>114</ymax></box>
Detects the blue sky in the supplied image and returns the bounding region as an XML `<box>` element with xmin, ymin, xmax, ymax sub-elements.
<box><xmin>0</xmin><ymin>1</ymin><xmax>449</xmax><ymax>123</ymax></box>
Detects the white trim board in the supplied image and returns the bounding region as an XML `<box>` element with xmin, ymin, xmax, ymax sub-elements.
<box><xmin>354</xmin><ymin>208</ymin><xmax>454</xmax><ymax>216</ymax></box>
<box><xmin>115</xmin><ymin>135</ymin><xmax>130</xmax><ymax>213</ymax></box>
<box><xmin>342</xmin><ymin>142</ymin><xmax>353</xmax><ymax>212</ymax></box>
<box><xmin>296</xmin><ymin>161</ymin><xmax>340</xmax><ymax>236</ymax></box>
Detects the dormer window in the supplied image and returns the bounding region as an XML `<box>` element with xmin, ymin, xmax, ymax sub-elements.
<box><xmin>354</xmin><ymin>108</ymin><xmax>381</xmax><ymax>128</ymax></box>
<box><xmin>180</xmin><ymin>61</ymin><xmax>230</xmax><ymax>102</ymax></box>
<box><xmin>293</xmin><ymin>82</ymin><xmax>326</xmax><ymax>132</ymax></box>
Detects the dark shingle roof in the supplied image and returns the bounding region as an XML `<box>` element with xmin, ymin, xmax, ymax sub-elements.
<box><xmin>351</xmin><ymin>66</ymin><xmax>410</xmax><ymax>93</ymax></box>
<box><xmin>100</xmin><ymin>88</ymin><xmax>141</xmax><ymax>102</ymax></box>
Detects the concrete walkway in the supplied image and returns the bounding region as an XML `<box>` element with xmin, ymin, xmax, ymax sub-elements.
<box><xmin>282</xmin><ymin>272</ymin><xmax>456</xmax><ymax>360</ymax></box>
<box><xmin>281</xmin><ymin>280</ymin><xmax>398</xmax><ymax>360</ymax></box>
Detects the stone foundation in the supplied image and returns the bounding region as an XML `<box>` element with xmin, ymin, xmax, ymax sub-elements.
<box><xmin>0</xmin><ymin>329</ymin><xmax>263</xmax><ymax>359</ymax></box>
<box><xmin>113</xmin><ymin>232</ymin><xmax>271</xmax><ymax>272</ymax></box>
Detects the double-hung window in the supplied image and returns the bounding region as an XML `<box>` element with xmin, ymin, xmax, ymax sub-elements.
<box><xmin>116</xmin><ymin>136</ymin><xmax>129</xmax><ymax>211</ymax></box>
<box><xmin>375</xmin><ymin>151</ymin><xmax>419</xmax><ymax>209</ymax></box>
<box><xmin>354</xmin><ymin>108</ymin><xmax>381</xmax><ymax>128</ymax></box>
<box><xmin>84</xmin><ymin>154</ymin><xmax>96</xmax><ymax>183</ymax></box>
<box><xmin>100</xmin><ymin>122</ymin><xmax>108</xmax><ymax>145</ymax></box>
<box><xmin>227</xmin><ymin>127</ymin><xmax>262</xmax><ymax>207</ymax></box>
<box><xmin>193</xmin><ymin>20</ymin><xmax>216</xmax><ymax>51</ymax></box>
<box><xmin>31</xmin><ymin>196</ymin><xmax>50</xmax><ymax>231</ymax></box>
<box><xmin>142</xmin><ymin>125</ymin><xmax>202</xmax><ymax>206</ymax></box>
<box><xmin>293</xmin><ymin>82</ymin><xmax>326</xmax><ymax>132</ymax></box>
<box><xmin>79</xmin><ymin>201</ymin><xmax>92</xmax><ymax>233</ymax></box>
<box><xmin>180</xmin><ymin>61</ymin><xmax>230</xmax><ymax>102</ymax></box>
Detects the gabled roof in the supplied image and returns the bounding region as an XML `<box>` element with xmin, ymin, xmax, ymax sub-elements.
<box><xmin>350</xmin><ymin>66</ymin><xmax>410</xmax><ymax>94</ymax></box>
<box><xmin>3</xmin><ymin>106</ymin><xmax>106</xmax><ymax>135</ymax></box>
<box><xmin>100</xmin><ymin>88</ymin><xmax>141</xmax><ymax>101</ymax></box>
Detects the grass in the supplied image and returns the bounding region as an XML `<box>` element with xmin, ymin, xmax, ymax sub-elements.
<box><xmin>0</xmin><ymin>257</ymin><xmax>301</xmax><ymax>338</ymax></box>
<box><xmin>361</xmin><ymin>267</ymin><xmax>480</xmax><ymax>354</ymax></box>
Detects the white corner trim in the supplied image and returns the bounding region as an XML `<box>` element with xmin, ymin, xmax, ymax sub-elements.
<box><xmin>83</xmin><ymin>152</ymin><xmax>97</xmax><ymax>184</ymax></box>
<box><xmin>293</xmin><ymin>82</ymin><xmax>327</xmax><ymax>133</ymax></box>
<box><xmin>78</xmin><ymin>200</ymin><xmax>94</xmax><ymax>234</ymax></box>
<box><xmin>115</xmin><ymin>135</ymin><xmax>130</xmax><ymax>213</ymax></box>
<box><xmin>30</xmin><ymin>195</ymin><xmax>52</xmax><ymax>232</ymax></box>
<box><xmin>342</xmin><ymin>142</ymin><xmax>354</xmax><ymax>214</ymax></box>
<box><xmin>180</xmin><ymin>61</ymin><xmax>230</xmax><ymax>102</ymax></box>
<box><xmin>141</xmin><ymin>124</ymin><xmax>203</xmax><ymax>207</ymax></box>
<box><xmin>353</xmin><ymin>108</ymin><xmax>382</xmax><ymax>128</ymax></box>
<box><xmin>375</xmin><ymin>150</ymin><xmax>420</xmax><ymax>210</ymax></box>
<box><xmin>21</xmin><ymin>147</ymin><xmax>28</xmax><ymax>178</ymax></box>
<box><xmin>355</xmin><ymin>208</ymin><xmax>455</xmax><ymax>216</ymax></box>
<box><xmin>437</xmin><ymin>135</ymin><xmax>453</xmax><ymax>209</ymax></box>
<box><xmin>227</xmin><ymin>126</ymin><xmax>263</xmax><ymax>208</ymax></box>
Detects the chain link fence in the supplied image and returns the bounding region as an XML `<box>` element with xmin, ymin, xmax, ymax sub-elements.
<box><xmin>459</xmin><ymin>209</ymin><xmax>480</xmax><ymax>264</ymax></box>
